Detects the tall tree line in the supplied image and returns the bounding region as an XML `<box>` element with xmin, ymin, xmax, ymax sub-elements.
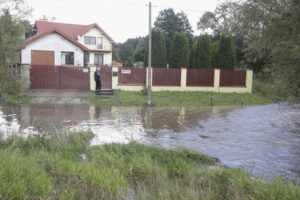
<box><xmin>117</xmin><ymin>8</ymin><xmax>236</xmax><ymax>69</ymax></box>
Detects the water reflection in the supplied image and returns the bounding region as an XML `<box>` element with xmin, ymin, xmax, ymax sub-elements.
<box><xmin>0</xmin><ymin>103</ymin><xmax>299</xmax><ymax>184</ymax></box>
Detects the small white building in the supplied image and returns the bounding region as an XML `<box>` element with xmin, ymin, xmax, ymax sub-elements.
<box><xmin>22</xmin><ymin>20</ymin><xmax>116</xmax><ymax>67</ymax></box>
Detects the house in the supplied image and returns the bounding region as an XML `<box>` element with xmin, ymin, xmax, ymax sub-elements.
<box><xmin>21</xmin><ymin>20</ymin><xmax>116</xmax><ymax>67</ymax></box>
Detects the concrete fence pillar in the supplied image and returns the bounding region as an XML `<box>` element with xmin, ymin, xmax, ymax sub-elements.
<box><xmin>214</xmin><ymin>69</ymin><xmax>220</xmax><ymax>92</ymax></box>
<box><xmin>112</xmin><ymin>67</ymin><xmax>118</xmax><ymax>89</ymax></box>
<box><xmin>246</xmin><ymin>70</ymin><xmax>253</xmax><ymax>93</ymax></box>
<box><xmin>90</xmin><ymin>67</ymin><xmax>96</xmax><ymax>91</ymax></box>
<box><xmin>181</xmin><ymin>68</ymin><xmax>187</xmax><ymax>89</ymax></box>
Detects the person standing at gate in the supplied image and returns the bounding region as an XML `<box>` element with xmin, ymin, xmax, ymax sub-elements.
<box><xmin>94</xmin><ymin>67</ymin><xmax>101</xmax><ymax>93</ymax></box>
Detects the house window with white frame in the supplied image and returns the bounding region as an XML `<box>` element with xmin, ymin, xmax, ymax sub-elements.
<box><xmin>94</xmin><ymin>53</ymin><xmax>103</xmax><ymax>66</ymax></box>
<box><xmin>97</xmin><ymin>37</ymin><xmax>103</xmax><ymax>49</ymax></box>
<box><xmin>84</xmin><ymin>36</ymin><xmax>96</xmax><ymax>45</ymax></box>
<box><xmin>61</xmin><ymin>52</ymin><xmax>74</xmax><ymax>65</ymax></box>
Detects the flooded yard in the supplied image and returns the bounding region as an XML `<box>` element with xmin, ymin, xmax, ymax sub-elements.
<box><xmin>1</xmin><ymin>102</ymin><xmax>300</xmax><ymax>184</ymax></box>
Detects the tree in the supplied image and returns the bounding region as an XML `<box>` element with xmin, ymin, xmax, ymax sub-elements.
<box><xmin>216</xmin><ymin>35</ymin><xmax>235</xmax><ymax>69</ymax></box>
<box><xmin>0</xmin><ymin>0</ymin><xmax>32</xmax><ymax>20</ymax></box>
<box><xmin>176</xmin><ymin>11</ymin><xmax>194</xmax><ymax>47</ymax></box>
<box><xmin>170</xmin><ymin>32</ymin><xmax>189</xmax><ymax>68</ymax></box>
<box><xmin>119</xmin><ymin>42</ymin><xmax>134</xmax><ymax>67</ymax></box>
<box><xmin>20</xmin><ymin>20</ymin><xmax>33</xmax><ymax>39</ymax></box>
<box><xmin>195</xmin><ymin>35</ymin><xmax>212</xmax><ymax>68</ymax></box>
<box><xmin>210</xmin><ymin>41</ymin><xmax>219</xmax><ymax>68</ymax></box>
<box><xmin>197</xmin><ymin>11</ymin><xmax>218</xmax><ymax>34</ymax></box>
<box><xmin>134</xmin><ymin>39</ymin><xmax>146</xmax><ymax>63</ymax></box>
<box><xmin>0</xmin><ymin>0</ymin><xmax>31</xmax><ymax>92</ymax></box>
<box><xmin>189</xmin><ymin>40</ymin><xmax>197</xmax><ymax>68</ymax></box>
<box><xmin>154</xmin><ymin>9</ymin><xmax>193</xmax><ymax>63</ymax></box>
<box><xmin>112</xmin><ymin>47</ymin><xmax>120</xmax><ymax>61</ymax></box>
<box><xmin>266</xmin><ymin>0</ymin><xmax>300</xmax><ymax>97</ymax></box>
<box><xmin>118</xmin><ymin>37</ymin><xmax>146</xmax><ymax>67</ymax></box>
<box><xmin>144</xmin><ymin>28</ymin><xmax>167</xmax><ymax>68</ymax></box>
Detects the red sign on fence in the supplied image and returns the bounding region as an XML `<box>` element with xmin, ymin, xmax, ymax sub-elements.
<box><xmin>118</xmin><ymin>67</ymin><xmax>146</xmax><ymax>86</ymax></box>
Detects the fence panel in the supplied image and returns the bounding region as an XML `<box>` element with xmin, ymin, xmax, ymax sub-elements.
<box><xmin>186</xmin><ymin>69</ymin><xmax>214</xmax><ymax>86</ymax></box>
<box><xmin>152</xmin><ymin>68</ymin><xmax>181</xmax><ymax>86</ymax></box>
<box><xmin>118</xmin><ymin>67</ymin><xmax>146</xmax><ymax>86</ymax></box>
<box><xmin>220</xmin><ymin>69</ymin><xmax>246</xmax><ymax>87</ymax></box>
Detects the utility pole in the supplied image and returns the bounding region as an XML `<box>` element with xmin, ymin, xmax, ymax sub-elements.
<box><xmin>147</xmin><ymin>2</ymin><xmax>152</xmax><ymax>106</ymax></box>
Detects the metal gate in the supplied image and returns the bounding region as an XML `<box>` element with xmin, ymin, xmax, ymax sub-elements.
<box><xmin>30</xmin><ymin>65</ymin><xmax>90</xmax><ymax>90</ymax></box>
<box><xmin>30</xmin><ymin>65</ymin><xmax>113</xmax><ymax>91</ymax></box>
<box><xmin>99</xmin><ymin>66</ymin><xmax>112</xmax><ymax>91</ymax></box>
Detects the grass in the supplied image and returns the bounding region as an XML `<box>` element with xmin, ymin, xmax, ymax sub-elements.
<box><xmin>0</xmin><ymin>91</ymin><xmax>32</xmax><ymax>105</ymax></box>
<box><xmin>0</xmin><ymin>132</ymin><xmax>299</xmax><ymax>200</ymax></box>
<box><xmin>86</xmin><ymin>90</ymin><xmax>272</xmax><ymax>107</ymax></box>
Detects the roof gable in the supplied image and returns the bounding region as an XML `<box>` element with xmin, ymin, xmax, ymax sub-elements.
<box><xmin>24</xmin><ymin>28</ymin><xmax>89</xmax><ymax>51</ymax></box>
<box><xmin>34</xmin><ymin>21</ymin><xmax>116</xmax><ymax>45</ymax></box>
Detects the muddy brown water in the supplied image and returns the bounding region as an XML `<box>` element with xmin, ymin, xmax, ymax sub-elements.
<box><xmin>0</xmin><ymin>102</ymin><xmax>300</xmax><ymax>184</ymax></box>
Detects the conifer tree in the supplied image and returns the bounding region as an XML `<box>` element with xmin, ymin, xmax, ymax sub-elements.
<box><xmin>170</xmin><ymin>32</ymin><xmax>189</xmax><ymax>68</ymax></box>
<box><xmin>216</xmin><ymin>35</ymin><xmax>236</xmax><ymax>69</ymax></box>
<box><xmin>144</xmin><ymin>28</ymin><xmax>167</xmax><ymax>68</ymax></box>
<box><xmin>196</xmin><ymin>34</ymin><xmax>211</xmax><ymax>68</ymax></box>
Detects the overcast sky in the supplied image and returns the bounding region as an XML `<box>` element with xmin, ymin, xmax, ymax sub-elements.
<box><xmin>26</xmin><ymin>0</ymin><xmax>224</xmax><ymax>43</ymax></box>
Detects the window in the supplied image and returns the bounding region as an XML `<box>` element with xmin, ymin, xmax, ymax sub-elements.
<box><xmin>61</xmin><ymin>52</ymin><xmax>74</xmax><ymax>65</ymax></box>
<box><xmin>84</xmin><ymin>36</ymin><xmax>96</xmax><ymax>45</ymax></box>
<box><xmin>97</xmin><ymin>37</ymin><xmax>103</xmax><ymax>49</ymax></box>
<box><xmin>94</xmin><ymin>53</ymin><xmax>103</xmax><ymax>66</ymax></box>
<box><xmin>84</xmin><ymin>52</ymin><xmax>89</xmax><ymax>67</ymax></box>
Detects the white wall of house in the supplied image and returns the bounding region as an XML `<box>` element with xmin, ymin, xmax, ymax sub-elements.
<box><xmin>88</xmin><ymin>52</ymin><xmax>112</xmax><ymax>66</ymax></box>
<box><xmin>21</xmin><ymin>33</ymin><xmax>84</xmax><ymax>66</ymax></box>
<box><xmin>79</xmin><ymin>28</ymin><xmax>112</xmax><ymax>50</ymax></box>
<box><xmin>79</xmin><ymin>27</ymin><xmax>113</xmax><ymax>66</ymax></box>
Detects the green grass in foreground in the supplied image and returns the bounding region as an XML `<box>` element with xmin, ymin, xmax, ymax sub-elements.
<box><xmin>0</xmin><ymin>92</ymin><xmax>32</xmax><ymax>104</ymax></box>
<box><xmin>0</xmin><ymin>132</ymin><xmax>299</xmax><ymax>200</ymax></box>
<box><xmin>87</xmin><ymin>90</ymin><xmax>272</xmax><ymax>107</ymax></box>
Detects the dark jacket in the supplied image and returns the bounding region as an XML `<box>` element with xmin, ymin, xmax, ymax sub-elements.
<box><xmin>94</xmin><ymin>71</ymin><xmax>101</xmax><ymax>81</ymax></box>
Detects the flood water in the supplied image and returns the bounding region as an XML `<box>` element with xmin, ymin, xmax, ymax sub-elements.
<box><xmin>0</xmin><ymin>102</ymin><xmax>300</xmax><ymax>184</ymax></box>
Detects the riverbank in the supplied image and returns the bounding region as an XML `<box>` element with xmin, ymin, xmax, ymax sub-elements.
<box><xmin>87</xmin><ymin>90</ymin><xmax>273</xmax><ymax>107</ymax></box>
<box><xmin>0</xmin><ymin>132</ymin><xmax>299</xmax><ymax>199</ymax></box>
<box><xmin>0</xmin><ymin>89</ymin><xmax>285</xmax><ymax>107</ymax></box>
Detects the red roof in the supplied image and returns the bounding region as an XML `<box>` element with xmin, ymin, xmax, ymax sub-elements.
<box><xmin>24</xmin><ymin>20</ymin><xmax>116</xmax><ymax>50</ymax></box>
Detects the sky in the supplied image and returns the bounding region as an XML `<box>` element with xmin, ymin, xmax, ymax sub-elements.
<box><xmin>25</xmin><ymin>0</ymin><xmax>224</xmax><ymax>43</ymax></box>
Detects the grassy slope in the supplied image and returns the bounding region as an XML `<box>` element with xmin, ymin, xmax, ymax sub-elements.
<box><xmin>0</xmin><ymin>92</ymin><xmax>32</xmax><ymax>105</ymax></box>
<box><xmin>0</xmin><ymin>132</ymin><xmax>299</xmax><ymax>200</ymax></box>
<box><xmin>87</xmin><ymin>90</ymin><xmax>272</xmax><ymax>107</ymax></box>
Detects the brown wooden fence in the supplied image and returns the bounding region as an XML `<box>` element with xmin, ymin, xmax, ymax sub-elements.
<box><xmin>152</xmin><ymin>68</ymin><xmax>181</xmax><ymax>86</ymax></box>
<box><xmin>30</xmin><ymin>65</ymin><xmax>89</xmax><ymax>90</ymax></box>
<box><xmin>220</xmin><ymin>69</ymin><xmax>246</xmax><ymax>87</ymax></box>
<box><xmin>118</xmin><ymin>67</ymin><xmax>146</xmax><ymax>86</ymax></box>
<box><xmin>186</xmin><ymin>69</ymin><xmax>214</xmax><ymax>86</ymax></box>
